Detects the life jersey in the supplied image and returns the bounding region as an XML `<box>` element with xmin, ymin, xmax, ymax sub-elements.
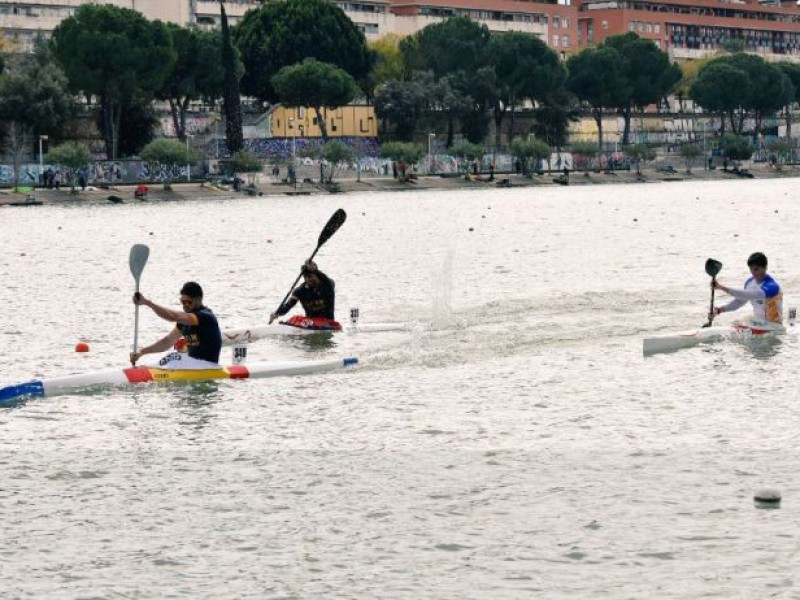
<box><xmin>277</xmin><ymin>271</ymin><xmax>335</xmax><ymax>320</ymax></box>
<box><xmin>176</xmin><ymin>306</ymin><xmax>222</xmax><ymax>363</ymax></box>
<box><xmin>721</xmin><ymin>274</ymin><xmax>783</xmax><ymax>324</ymax></box>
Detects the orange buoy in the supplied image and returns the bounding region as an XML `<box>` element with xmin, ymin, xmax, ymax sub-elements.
<box><xmin>75</xmin><ymin>342</ymin><xmax>90</xmax><ymax>353</ymax></box>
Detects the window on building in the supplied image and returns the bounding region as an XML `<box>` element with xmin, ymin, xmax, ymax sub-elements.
<box><xmin>602</xmin><ymin>20</ymin><xmax>609</xmax><ymax>29</ymax></box>
<box><xmin>562</xmin><ymin>35</ymin><xmax>570</xmax><ymax>46</ymax></box>
<box><xmin>552</xmin><ymin>34</ymin><xmax>560</xmax><ymax>46</ymax></box>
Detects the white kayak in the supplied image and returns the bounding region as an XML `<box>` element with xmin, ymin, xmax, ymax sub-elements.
<box><xmin>0</xmin><ymin>356</ymin><xmax>358</xmax><ymax>406</ymax></box>
<box><xmin>221</xmin><ymin>321</ymin><xmax>407</xmax><ymax>345</ymax></box>
<box><xmin>643</xmin><ymin>322</ymin><xmax>786</xmax><ymax>356</ymax></box>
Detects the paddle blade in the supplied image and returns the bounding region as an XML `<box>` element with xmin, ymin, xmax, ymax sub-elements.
<box><xmin>318</xmin><ymin>209</ymin><xmax>347</xmax><ymax>248</ymax></box>
<box><xmin>129</xmin><ymin>244</ymin><xmax>150</xmax><ymax>282</ymax></box>
<box><xmin>705</xmin><ymin>258</ymin><xmax>722</xmax><ymax>278</ymax></box>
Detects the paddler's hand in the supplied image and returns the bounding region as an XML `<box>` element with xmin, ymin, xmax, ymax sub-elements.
<box><xmin>132</xmin><ymin>291</ymin><xmax>148</xmax><ymax>306</ymax></box>
<box><xmin>711</xmin><ymin>280</ymin><xmax>728</xmax><ymax>293</ymax></box>
<box><xmin>129</xmin><ymin>351</ymin><xmax>141</xmax><ymax>366</ymax></box>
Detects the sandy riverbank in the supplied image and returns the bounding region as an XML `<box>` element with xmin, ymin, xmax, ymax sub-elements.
<box><xmin>1</xmin><ymin>163</ymin><xmax>797</xmax><ymax>206</ymax></box>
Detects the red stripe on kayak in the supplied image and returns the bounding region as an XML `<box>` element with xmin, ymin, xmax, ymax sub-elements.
<box><xmin>124</xmin><ymin>367</ymin><xmax>154</xmax><ymax>383</ymax></box>
<box><xmin>226</xmin><ymin>365</ymin><xmax>250</xmax><ymax>379</ymax></box>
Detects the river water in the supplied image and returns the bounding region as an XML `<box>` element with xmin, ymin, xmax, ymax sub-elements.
<box><xmin>2</xmin><ymin>179</ymin><xmax>799</xmax><ymax>598</ymax></box>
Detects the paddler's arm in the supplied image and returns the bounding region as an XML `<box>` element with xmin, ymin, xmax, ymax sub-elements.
<box><xmin>133</xmin><ymin>292</ymin><xmax>200</xmax><ymax>326</ymax></box>
<box><xmin>130</xmin><ymin>329</ymin><xmax>182</xmax><ymax>366</ymax></box>
<box><xmin>269</xmin><ymin>295</ymin><xmax>299</xmax><ymax>324</ymax></box>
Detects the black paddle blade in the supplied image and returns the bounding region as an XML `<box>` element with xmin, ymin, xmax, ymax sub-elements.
<box><xmin>705</xmin><ymin>258</ymin><xmax>722</xmax><ymax>278</ymax></box>
<box><xmin>318</xmin><ymin>209</ymin><xmax>347</xmax><ymax>247</ymax></box>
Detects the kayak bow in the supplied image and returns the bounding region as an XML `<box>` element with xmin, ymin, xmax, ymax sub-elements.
<box><xmin>0</xmin><ymin>357</ymin><xmax>358</xmax><ymax>406</ymax></box>
<box><xmin>643</xmin><ymin>322</ymin><xmax>785</xmax><ymax>356</ymax></box>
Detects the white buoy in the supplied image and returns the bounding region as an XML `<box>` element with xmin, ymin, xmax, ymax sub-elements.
<box><xmin>754</xmin><ymin>488</ymin><xmax>781</xmax><ymax>506</ymax></box>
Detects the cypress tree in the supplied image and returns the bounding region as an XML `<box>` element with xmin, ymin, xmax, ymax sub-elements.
<box><xmin>220</xmin><ymin>2</ymin><xmax>243</xmax><ymax>155</ymax></box>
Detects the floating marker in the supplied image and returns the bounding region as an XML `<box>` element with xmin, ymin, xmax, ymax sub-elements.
<box><xmin>75</xmin><ymin>342</ymin><xmax>90</xmax><ymax>353</ymax></box>
<box><xmin>754</xmin><ymin>488</ymin><xmax>781</xmax><ymax>506</ymax></box>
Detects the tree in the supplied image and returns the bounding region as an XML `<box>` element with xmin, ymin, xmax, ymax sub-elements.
<box><xmin>220</xmin><ymin>3</ymin><xmax>244</xmax><ymax>155</ymax></box>
<box><xmin>379</xmin><ymin>141</ymin><xmax>425</xmax><ymax>164</ymax></box>
<box><xmin>679</xmin><ymin>144</ymin><xmax>701</xmax><ymax>174</ymax></box>
<box><xmin>570</xmin><ymin>141</ymin><xmax>598</xmax><ymax>174</ymax></box>
<box><xmin>235</xmin><ymin>0</ymin><xmax>371</xmax><ymax>103</ymax></box>
<box><xmin>158</xmin><ymin>24</ymin><xmax>226</xmax><ymax>141</ymax></box>
<box><xmin>719</xmin><ymin>133</ymin><xmax>753</xmax><ymax>168</ymax></box>
<box><xmin>45</xmin><ymin>142</ymin><xmax>92</xmax><ymax>192</ymax></box>
<box><xmin>271</xmin><ymin>58</ymin><xmax>360</xmax><ymax>141</ymax></box>
<box><xmin>374</xmin><ymin>77</ymin><xmax>429</xmax><ymax>141</ymax></box>
<box><xmin>368</xmin><ymin>34</ymin><xmax>404</xmax><ymax>95</ymax></box>
<box><xmin>567</xmin><ymin>47</ymin><xmax>629</xmax><ymax>151</ymax></box>
<box><xmin>228</xmin><ymin>150</ymin><xmax>262</xmax><ymax>186</ymax></box>
<box><xmin>510</xmin><ymin>137</ymin><xmax>550</xmax><ymax>176</ymax></box>
<box><xmin>140</xmin><ymin>138</ymin><xmax>199</xmax><ymax>189</ymax></box>
<box><xmin>320</xmin><ymin>140</ymin><xmax>355</xmax><ymax>183</ymax></box>
<box><xmin>690</xmin><ymin>62</ymin><xmax>751</xmax><ymax>134</ymax></box>
<box><xmin>449</xmin><ymin>140</ymin><xmax>484</xmax><ymax>173</ymax></box>
<box><xmin>115</xmin><ymin>95</ymin><xmax>159</xmax><ymax>158</ymax></box>
<box><xmin>602</xmin><ymin>34</ymin><xmax>681</xmax><ymax>144</ymax></box>
<box><xmin>777</xmin><ymin>62</ymin><xmax>800</xmax><ymax>141</ymax></box>
<box><xmin>625</xmin><ymin>144</ymin><xmax>656</xmax><ymax>175</ymax></box>
<box><xmin>532</xmin><ymin>95</ymin><xmax>579</xmax><ymax>151</ymax></box>
<box><xmin>51</xmin><ymin>4</ymin><xmax>175</xmax><ymax>159</ymax></box>
<box><xmin>487</xmin><ymin>32</ymin><xmax>566</xmax><ymax>150</ymax></box>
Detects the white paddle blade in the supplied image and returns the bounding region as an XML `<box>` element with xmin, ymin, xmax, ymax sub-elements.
<box><xmin>129</xmin><ymin>244</ymin><xmax>150</xmax><ymax>282</ymax></box>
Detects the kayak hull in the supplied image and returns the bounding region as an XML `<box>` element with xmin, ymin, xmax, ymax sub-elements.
<box><xmin>222</xmin><ymin>322</ymin><xmax>406</xmax><ymax>345</ymax></box>
<box><xmin>643</xmin><ymin>323</ymin><xmax>784</xmax><ymax>356</ymax></box>
<box><xmin>0</xmin><ymin>357</ymin><xmax>358</xmax><ymax>405</ymax></box>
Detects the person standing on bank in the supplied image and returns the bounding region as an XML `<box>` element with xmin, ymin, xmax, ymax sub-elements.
<box><xmin>130</xmin><ymin>281</ymin><xmax>222</xmax><ymax>366</ymax></box>
<box><xmin>710</xmin><ymin>252</ymin><xmax>783</xmax><ymax>325</ymax></box>
<box><xmin>269</xmin><ymin>260</ymin><xmax>337</xmax><ymax>326</ymax></box>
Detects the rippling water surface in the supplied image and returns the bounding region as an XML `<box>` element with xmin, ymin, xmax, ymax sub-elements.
<box><xmin>2</xmin><ymin>179</ymin><xmax>800</xmax><ymax>598</ymax></box>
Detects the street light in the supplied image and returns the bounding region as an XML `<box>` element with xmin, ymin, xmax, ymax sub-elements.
<box><xmin>428</xmin><ymin>132</ymin><xmax>436</xmax><ymax>174</ymax></box>
<box><xmin>185</xmin><ymin>134</ymin><xmax>193</xmax><ymax>182</ymax></box>
<box><xmin>39</xmin><ymin>134</ymin><xmax>48</xmax><ymax>187</ymax></box>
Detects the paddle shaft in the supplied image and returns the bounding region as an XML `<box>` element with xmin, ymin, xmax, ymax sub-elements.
<box><xmin>133</xmin><ymin>279</ymin><xmax>142</xmax><ymax>354</ymax></box>
<box><xmin>275</xmin><ymin>246</ymin><xmax>323</xmax><ymax>313</ymax></box>
<box><xmin>704</xmin><ymin>276</ymin><xmax>717</xmax><ymax>328</ymax></box>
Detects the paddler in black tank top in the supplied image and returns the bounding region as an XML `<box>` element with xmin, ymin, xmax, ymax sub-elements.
<box><xmin>130</xmin><ymin>281</ymin><xmax>222</xmax><ymax>365</ymax></box>
<box><xmin>269</xmin><ymin>260</ymin><xmax>337</xmax><ymax>326</ymax></box>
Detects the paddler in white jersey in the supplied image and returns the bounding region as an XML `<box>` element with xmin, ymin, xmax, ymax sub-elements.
<box><xmin>710</xmin><ymin>252</ymin><xmax>783</xmax><ymax>325</ymax></box>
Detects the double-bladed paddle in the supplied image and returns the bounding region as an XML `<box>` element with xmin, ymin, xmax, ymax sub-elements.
<box><xmin>702</xmin><ymin>258</ymin><xmax>723</xmax><ymax>328</ymax></box>
<box><xmin>129</xmin><ymin>244</ymin><xmax>150</xmax><ymax>354</ymax></box>
<box><xmin>273</xmin><ymin>209</ymin><xmax>347</xmax><ymax>317</ymax></box>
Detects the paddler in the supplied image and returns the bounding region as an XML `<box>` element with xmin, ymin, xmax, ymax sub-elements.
<box><xmin>130</xmin><ymin>281</ymin><xmax>222</xmax><ymax>366</ymax></box>
<box><xmin>709</xmin><ymin>252</ymin><xmax>783</xmax><ymax>325</ymax></box>
<box><xmin>269</xmin><ymin>260</ymin><xmax>337</xmax><ymax>327</ymax></box>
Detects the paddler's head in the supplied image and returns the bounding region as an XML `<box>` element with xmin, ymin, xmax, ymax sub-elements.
<box><xmin>301</xmin><ymin>264</ymin><xmax>320</xmax><ymax>288</ymax></box>
<box><xmin>179</xmin><ymin>281</ymin><xmax>204</xmax><ymax>311</ymax></box>
<box><xmin>747</xmin><ymin>252</ymin><xmax>768</xmax><ymax>282</ymax></box>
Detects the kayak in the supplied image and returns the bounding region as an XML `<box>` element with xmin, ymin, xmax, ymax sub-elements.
<box><xmin>643</xmin><ymin>322</ymin><xmax>785</xmax><ymax>356</ymax></box>
<box><xmin>0</xmin><ymin>356</ymin><xmax>358</xmax><ymax>406</ymax></box>
<box><xmin>222</xmin><ymin>319</ymin><xmax>408</xmax><ymax>345</ymax></box>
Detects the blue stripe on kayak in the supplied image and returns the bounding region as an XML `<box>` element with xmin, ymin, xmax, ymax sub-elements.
<box><xmin>0</xmin><ymin>380</ymin><xmax>46</xmax><ymax>405</ymax></box>
<box><xmin>343</xmin><ymin>357</ymin><xmax>358</xmax><ymax>367</ymax></box>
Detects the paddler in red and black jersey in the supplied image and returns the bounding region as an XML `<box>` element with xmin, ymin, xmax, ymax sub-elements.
<box><xmin>269</xmin><ymin>260</ymin><xmax>339</xmax><ymax>329</ymax></box>
<box><xmin>130</xmin><ymin>281</ymin><xmax>222</xmax><ymax>366</ymax></box>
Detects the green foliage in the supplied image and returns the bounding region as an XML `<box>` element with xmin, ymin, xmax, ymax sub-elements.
<box><xmin>449</xmin><ymin>141</ymin><xmax>484</xmax><ymax>162</ymax></box>
<box><xmin>0</xmin><ymin>39</ymin><xmax>74</xmax><ymax>136</ymax></box>
<box><xmin>272</xmin><ymin>58</ymin><xmax>360</xmax><ymax>140</ymax></box>
<box><xmin>679</xmin><ymin>144</ymin><xmax>702</xmax><ymax>173</ymax></box>
<box><xmin>234</xmin><ymin>0</ymin><xmax>371</xmax><ymax>103</ymax></box>
<box><xmin>510</xmin><ymin>138</ymin><xmax>550</xmax><ymax>175</ymax></box>
<box><xmin>115</xmin><ymin>96</ymin><xmax>159</xmax><ymax>157</ymax></box>
<box><xmin>690</xmin><ymin>62</ymin><xmax>750</xmax><ymax>118</ymax></box>
<box><xmin>625</xmin><ymin>144</ymin><xmax>656</xmax><ymax>174</ymax></box>
<box><xmin>320</xmin><ymin>140</ymin><xmax>356</xmax><ymax>183</ymax></box>
<box><xmin>368</xmin><ymin>34</ymin><xmax>404</xmax><ymax>92</ymax></box>
<box><xmin>379</xmin><ymin>141</ymin><xmax>425</xmax><ymax>164</ymax></box>
<box><xmin>570</xmin><ymin>141</ymin><xmax>598</xmax><ymax>172</ymax></box>
<box><xmin>719</xmin><ymin>133</ymin><xmax>753</xmax><ymax>163</ymax></box>
<box><xmin>140</xmin><ymin>138</ymin><xmax>199</xmax><ymax>188</ymax></box>
<box><xmin>374</xmin><ymin>77</ymin><xmax>429</xmax><ymax>141</ymax></box>
<box><xmin>158</xmin><ymin>25</ymin><xmax>228</xmax><ymax>140</ymax></box>
<box><xmin>51</xmin><ymin>4</ymin><xmax>175</xmax><ymax>158</ymax></box>
<box><xmin>532</xmin><ymin>97</ymin><xmax>579</xmax><ymax>150</ymax></box>
<box><xmin>229</xmin><ymin>150</ymin><xmax>262</xmax><ymax>174</ymax></box>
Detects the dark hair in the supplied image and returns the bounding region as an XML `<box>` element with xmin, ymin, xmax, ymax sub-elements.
<box><xmin>747</xmin><ymin>252</ymin><xmax>767</xmax><ymax>268</ymax></box>
<box><xmin>180</xmin><ymin>281</ymin><xmax>203</xmax><ymax>299</ymax></box>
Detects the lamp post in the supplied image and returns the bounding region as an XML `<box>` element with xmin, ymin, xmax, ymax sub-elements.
<box><xmin>185</xmin><ymin>134</ymin><xmax>193</xmax><ymax>182</ymax></box>
<box><xmin>39</xmin><ymin>134</ymin><xmax>48</xmax><ymax>187</ymax></box>
<box><xmin>428</xmin><ymin>132</ymin><xmax>436</xmax><ymax>174</ymax></box>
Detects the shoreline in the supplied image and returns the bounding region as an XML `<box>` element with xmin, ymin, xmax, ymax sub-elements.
<box><xmin>1</xmin><ymin>163</ymin><xmax>796</xmax><ymax>206</ymax></box>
